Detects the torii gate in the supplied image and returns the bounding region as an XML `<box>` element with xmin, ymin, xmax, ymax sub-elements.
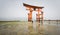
<box><xmin>23</xmin><ymin>3</ymin><xmax>44</xmax><ymax>23</ymax></box>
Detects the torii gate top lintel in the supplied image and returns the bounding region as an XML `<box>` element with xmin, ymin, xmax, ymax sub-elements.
<box><xmin>23</xmin><ymin>3</ymin><xmax>44</xmax><ymax>9</ymax></box>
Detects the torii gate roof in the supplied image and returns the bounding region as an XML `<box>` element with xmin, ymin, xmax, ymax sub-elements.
<box><xmin>23</xmin><ymin>3</ymin><xmax>44</xmax><ymax>9</ymax></box>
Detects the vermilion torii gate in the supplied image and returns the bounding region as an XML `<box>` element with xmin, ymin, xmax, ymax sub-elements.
<box><xmin>23</xmin><ymin>3</ymin><xmax>44</xmax><ymax>23</ymax></box>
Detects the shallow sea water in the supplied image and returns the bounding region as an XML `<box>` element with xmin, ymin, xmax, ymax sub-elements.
<box><xmin>0</xmin><ymin>21</ymin><xmax>60</xmax><ymax>35</ymax></box>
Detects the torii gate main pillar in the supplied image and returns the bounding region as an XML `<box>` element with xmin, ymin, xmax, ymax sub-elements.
<box><xmin>23</xmin><ymin>3</ymin><xmax>44</xmax><ymax>23</ymax></box>
<box><xmin>28</xmin><ymin>8</ymin><xmax>33</xmax><ymax>21</ymax></box>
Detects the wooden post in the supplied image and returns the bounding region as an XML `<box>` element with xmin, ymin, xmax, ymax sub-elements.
<box><xmin>28</xmin><ymin>8</ymin><xmax>33</xmax><ymax>21</ymax></box>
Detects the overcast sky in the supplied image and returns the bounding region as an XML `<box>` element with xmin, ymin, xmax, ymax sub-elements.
<box><xmin>0</xmin><ymin>0</ymin><xmax>60</xmax><ymax>21</ymax></box>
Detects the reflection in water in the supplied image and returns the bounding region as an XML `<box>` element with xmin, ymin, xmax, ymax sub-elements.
<box><xmin>37</xmin><ymin>23</ymin><xmax>45</xmax><ymax>35</ymax></box>
<box><xmin>28</xmin><ymin>22</ymin><xmax>34</xmax><ymax>35</ymax></box>
<box><xmin>28</xmin><ymin>22</ymin><xmax>44</xmax><ymax>35</ymax></box>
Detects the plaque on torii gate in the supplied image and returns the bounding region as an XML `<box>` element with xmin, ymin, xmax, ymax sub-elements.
<box><xmin>23</xmin><ymin>3</ymin><xmax>44</xmax><ymax>23</ymax></box>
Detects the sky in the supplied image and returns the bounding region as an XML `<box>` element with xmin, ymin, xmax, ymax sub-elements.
<box><xmin>0</xmin><ymin>0</ymin><xmax>60</xmax><ymax>21</ymax></box>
